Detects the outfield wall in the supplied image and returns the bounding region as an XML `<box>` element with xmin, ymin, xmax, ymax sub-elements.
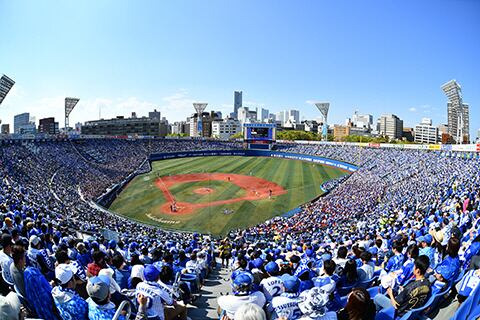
<box><xmin>149</xmin><ymin>149</ymin><xmax>358</xmax><ymax>172</ymax></box>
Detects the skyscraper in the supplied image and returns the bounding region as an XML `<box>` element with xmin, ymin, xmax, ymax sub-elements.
<box><xmin>287</xmin><ymin>110</ymin><xmax>300</xmax><ymax>124</ymax></box>
<box><xmin>233</xmin><ymin>91</ymin><xmax>242</xmax><ymax>119</ymax></box>
<box><xmin>442</xmin><ymin>80</ymin><xmax>470</xmax><ymax>143</ymax></box>
<box><xmin>377</xmin><ymin>114</ymin><xmax>403</xmax><ymax>140</ymax></box>
<box><xmin>14</xmin><ymin>113</ymin><xmax>30</xmax><ymax>133</ymax></box>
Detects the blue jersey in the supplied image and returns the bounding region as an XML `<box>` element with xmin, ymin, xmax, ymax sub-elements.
<box><xmin>419</xmin><ymin>246</ymin><xmax>436</xmax><ymax>268</ymax></box>
<box><xmin>435</xmin><ymin>255</ymin><xmax>460</xmax><ymax>282</ymax></box>
<box><xmin>463</xmin><ymin>242</ymin><xmax>480</xmax><ymax>269</ymax></box>
<box><xmin>385</xmin><ymin>253</ymin><xmax>404</xmax><ymax>272</ymax></box>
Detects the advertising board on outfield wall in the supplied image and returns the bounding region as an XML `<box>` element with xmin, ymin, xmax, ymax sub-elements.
<box><xmin>149</xmin><ymin>149</ymin><xmax>358</xmax><ymax>172</ymax></box>
<box><xmin>280</xmin><ymin>140</ymin><xmax>480</xmax><ymax>153</ymax></box>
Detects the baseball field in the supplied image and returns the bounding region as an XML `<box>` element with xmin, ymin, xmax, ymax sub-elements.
<box><xmin>109</xmin><ymin>156</ymin><xmax>348</xmax><ymax>235</ymax></box>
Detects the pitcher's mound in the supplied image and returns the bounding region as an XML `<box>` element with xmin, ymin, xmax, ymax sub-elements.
<box><xmin>193</xmin><ymin>187</ymin><xmax>215</xmax><ymax>195</ymax></box>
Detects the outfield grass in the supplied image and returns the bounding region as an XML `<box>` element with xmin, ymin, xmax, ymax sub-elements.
<box><xmin>109</xmin><ymin>156</ymin><xmax>348</xmax><ymax>235</ymax></box>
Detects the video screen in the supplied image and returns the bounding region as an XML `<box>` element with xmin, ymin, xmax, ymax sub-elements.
<box><xmin>250</xmin><ymin>128</ymin><xmax>270</xmax><ymax>138</ymax></box>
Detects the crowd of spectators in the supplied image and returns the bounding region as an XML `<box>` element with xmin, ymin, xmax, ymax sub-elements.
<box><xmin>0</xmin><ymin>138</ymin><xmax>479</xmax><ymax>320</ymax></box>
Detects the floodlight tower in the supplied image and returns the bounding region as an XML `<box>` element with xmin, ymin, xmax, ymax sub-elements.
<box><xmin>0</xmin><ymin>74</ymin><xmax>15</xmax><ymax>125</ymax></box>
<box><xmin>315</xmin><ymin>102</ymin><xmax>330</xmax><ymax>140</ymax></box>
<box><xmin>65</xmin><ymin>97</ymin><xmax>80</xmax><ymax>132</ymax></box>
<box><xmin>193</xmin><ymin>102</ymin><xmax>208</xmax><ymax>137</ymax></box>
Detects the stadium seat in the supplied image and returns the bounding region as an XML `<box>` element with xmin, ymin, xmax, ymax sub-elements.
<box><xmin>375</xmin><ymin>306</ymin><xmax>395</xmax><ymax>320</ymax></box>
<box><xmin>359</xmin><ymin>275</ymin><xmax>379</xmax><ymax>288</ymax></box>
<box><xmin>337</xmin><ymin>284</ymin><xmax>356</xmax><ymax>296</ymax></box>
<box><xmin>367</xmin><ymin>286</ymin><xmax>381</xmax><ymax>299</ymax></box>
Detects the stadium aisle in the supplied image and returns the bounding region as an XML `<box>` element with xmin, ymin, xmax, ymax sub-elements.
<box><xmin>189</xmin><ymin>259</ymin><xmax>231</xmax><ymax>319</ymax></box>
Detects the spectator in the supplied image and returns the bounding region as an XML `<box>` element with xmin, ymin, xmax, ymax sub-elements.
<box><xmin>86</xmin><ymin>275</ymin><xmax>124</xmax><ymax>320</ymax></box>
<box><xmin>52</xmin><ymin>263</ymin><xmax>88</xmax><ymax>320</ymax></box>
<box><xmin>218</xmin><ymin>272</ymin><xmax>266</xmax><ymax>319</ymax></box>
<box><xmin>374</xmin><ymin>256</ymin><xmax>431</xmax><ymax>318</ymax></box>
<box><xmin>337</xmin><ymin>287</ymin><xmax>376</xmax><ymax>320</ymax></box>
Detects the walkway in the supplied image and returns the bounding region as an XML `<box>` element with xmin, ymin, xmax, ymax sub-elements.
<box><xmin>188</xmin><ymin>260</ymin><xmax>231</xmax><ymax>320</ymax></box>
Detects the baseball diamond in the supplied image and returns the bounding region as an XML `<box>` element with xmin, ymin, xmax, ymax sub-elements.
<box><xmin>109</xmin><ymin>156</ymin><xmax>348</xmax><ymax>235</ymax></box>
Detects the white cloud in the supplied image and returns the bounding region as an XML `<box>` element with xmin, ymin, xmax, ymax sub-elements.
<box><xmin>408</xmin><ymin>107</ymin><xmax>417</xmax><ymax>112</ymax></box>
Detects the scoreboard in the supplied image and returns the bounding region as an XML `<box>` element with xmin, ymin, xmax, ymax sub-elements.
<box><xmin>243</xmin><ymin>123</ymin><xmax>276</xmax><ymax>150</ymax></box>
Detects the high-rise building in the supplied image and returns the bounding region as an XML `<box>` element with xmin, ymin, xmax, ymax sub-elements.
<box><xmin>1</xmin><ymin>124</ymin><xmax>9</xmax><ymax>134</ymax></box>
<box><xmin>447</xmin><ymin>102</ymin><xmax>469</xmax><ymax>143</ymax></box>
<box><xmin>260</xmin><ymin>108</ymin><xmax>269</xmax><ymax>122</ymax></box>
<box><xmin>352</xmin><ymin>111</ymin><xmax>373</xmax><ymax>129</ymax></box>
<box><xmin>149</xmin><ymin>109</ymin><xmax>161</xmax><ymax>121</ymax></box>
<box><xmin>276</xmin><ymin>111</ymin><xmax>284</xmax><ymax>125</ymax></box>
<box><xmin>287</xmin><ymin>110</ymin><xmax>300</xmax><ymax>124</ymax></box>
<box><xmin>414</xmin><ymin>118</ymin><xmax>438</xmax><ymax>144</ymax></box>
<box><xmin>14</xmin><ymin>112</ymin><xmax>36</xmax><ymax>134</ymax></box>
<box><xmin>442</xmin><ymin>80</ymin><xmax>470</xmax><ymax>143</ymax></box>
<box><xmin>171</xmin><ymin>121</ymin><xmax>188</xmax><ymax>135</ymax></box>
<box><xmin>233</xmin><ymin>91</ymin><xmax>242</xmax><ymax>119</ymax></box>
<box><xmin>14</xmin><ymin>113</ymin><xmax>29</xmax><ymax>133</ymax></box>
<box><xmin>211</xmin><ymin>118</ymin><xmax>241</xmax><ymax>139</ymax></box>
<box><xmin>377</xmin><ymin>114</ymin><xmax>403</xmax><ymax>140</ymax></box>
<box><xmin>189</xmin><ymin>111</ymin><xmax>221</xmax><ymax>137</ymax></box>
<box><xmin>38</xmin><ymin>117</ymin><xmax>59</xmax><ymax>135</ymax></box>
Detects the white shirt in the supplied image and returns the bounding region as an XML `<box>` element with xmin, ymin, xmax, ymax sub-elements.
<box><xmin>136</xmin><ymin>281</ymin><xmax>174</xmax><ymax>320</ymax></box>
<box><xmin>186</xmin><ymin>259</ymin><xmax>201</xmax><ymax>274</ymax></box>
<box><xmin>270</xmin><ymin>294</ymin><xmax>302</xmax><ymax>319</ymax></box>
<box><xmin>359</xmin><ymin>263</ymin><xmax>374</xmax><ymax>280</ymax></box>
<box><xmin>217</xmin><ymin>291</ymin><xmax>266</xmax><ymax>319</ymax></box>
<box><xmin>260</xmin><ymin>276</ymin><xmax>284</xmax><ymax>301</ymax></box>
<box><xmin>0</xmin><ymin>250</ymin><xmax>13</xmax><ymax>284</ymax></box>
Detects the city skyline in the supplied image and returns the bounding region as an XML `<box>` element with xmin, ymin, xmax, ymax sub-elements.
<box><xmin>0</xmin><ymin>0</ymin><xmax>479</xmax><ymax>136</ymax></box>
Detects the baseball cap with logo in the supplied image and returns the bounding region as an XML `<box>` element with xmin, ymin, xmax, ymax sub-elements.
<box><xmin>87</xmin><ymin>275</ymin><xmax>111</xmax><ymax>301</ymax></box>
<box><xmin>29</xmin><ymin>235</ymin><xmax>40</xmax><ymax>247</ymax></box>
<box><xmin>55</xmin><ymin>264</ymin><xmax>74</xmax><ymax>285</ymax></box>
<box><xmin>232</xmin><ymin>272</ymin><xmax>254</xmax><ymax>295</ymax></box>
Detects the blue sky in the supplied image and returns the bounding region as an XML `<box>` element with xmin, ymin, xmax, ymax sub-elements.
<box><xmin>1</xmin><ymin>0</ymin><xmax>479</xmax><ymax>137</ymax></box>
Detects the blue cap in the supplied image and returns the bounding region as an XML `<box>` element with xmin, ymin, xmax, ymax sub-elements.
<box><xmin>90</xmin><ymin>274</ymin><xmax>111</xmax><ymax>287</ymax></box>
<box><xmin>281</xmin><ymin>274</ymin><xmax>300</xmax><ymax>293</ymax></box>
<box><xmin>251</xmin><ymin>258</ymin><xmax>263</xmax><ymax>269</ymax></box>
<box><xmin>144</xmin><ymin>264</ymin><xmax>160</xmax><ymax>281</ymax></box>
<box><xmin>424</xmin><ymin>234</ymin><xmax>433</xmax><ymax>245</ymax></box>
<box><xmin>108</xmin><ymin>240</ymin><xmax>117</xmax><ymax>249</ymax></box>
<box><xmin>417</xmin><ymin>236</ymin><xmax>426</xmax><ymax>243</ymax></box>
<box><xmin>129</xmin><ymin>242</ymin><xmax>138</xmax><ymax>250</ymax></box>
<box><xmin>232</xmin><ymin>272</ymin><xmax>253</xmax><ymax>295</ymax></box>
<box><xmin>306</xmin><ymin>249</ymin><xmax>314</xmax><ymax>257</ymax></box>
<box><xmin>265</xmin><ymin>261</ymin><xmax>279</xmax><ymax>274</ymax></box>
